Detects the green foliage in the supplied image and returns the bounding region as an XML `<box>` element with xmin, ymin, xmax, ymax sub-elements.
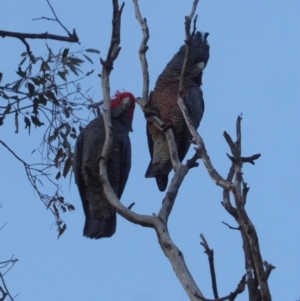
<box><xmin>0</xmin><ymin>46</ymin><xmax>101</xmax><ymax>237</ymax></box>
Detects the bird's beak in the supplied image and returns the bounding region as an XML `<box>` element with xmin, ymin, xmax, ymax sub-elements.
<box><xmin>196</xmin><ymin>61</ymin><xmax>206</xmax><ymax>70</ymax></box>
<box><xmin>121</xmin><ymin>97</ymin><xmax>131</xmax><ymax>108</ymax></box>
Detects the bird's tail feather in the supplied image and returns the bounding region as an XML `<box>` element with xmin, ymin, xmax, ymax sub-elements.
<box><xmin>155</xmin><ymin>175</ymin><xmax>168</xmax><ymax>192</ymax></box>
<box><xmin>83</xmin><ymin>212</ymin><xmax>116</xmax><ymax>239</ymax></box>
<box><xmin>145</xmin><ymin>161</ymin><xmax>156</xmax><ymax>178</ymax></box>
<box><xmin>145</xmin><ymin>161</ymin><xmax>168</xmax><ymax>191</ymax></box>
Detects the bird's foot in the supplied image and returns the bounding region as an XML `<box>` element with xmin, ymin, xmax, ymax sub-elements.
<box><xmin>161</xmin><ymin>123</ymin><xmax>173</xmax><ymax>132</ymax></box>
<box><xmin>144</xmin><ymin>107</ymin><xmax>159</xmax><ymax>118</ymax></box>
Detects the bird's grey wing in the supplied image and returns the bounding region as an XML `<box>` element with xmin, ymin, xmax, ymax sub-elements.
<box><xmin>73</xmin><ymin>131</ymin><xmax>89</xmax><ymax>216</ymax></box>
<box><xmin>186</xmin><ymin>87</ymin><xmax>204</xmax><ymax>129</ymax></box>
<box><xmin>117</xmin><ymin>135</ymin><xmax>131</xmax><ymax>199</ymax></box>
<box><xmin>177</xmin><ymin>87</ymin><xmax>204</xmax><ymax>160</ymax></box>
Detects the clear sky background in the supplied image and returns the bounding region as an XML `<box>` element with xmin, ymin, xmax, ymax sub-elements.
<box><xmin>1</xmin><ymin>1</ymin><xmax>299</xmax><ymax>300</ymax></box>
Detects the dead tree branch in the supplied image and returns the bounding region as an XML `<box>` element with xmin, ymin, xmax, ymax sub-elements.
<box><xmin>0</xmin><ymin>30</ymin><xmax>78</xmax><ymax>43</ymax></box>
<box><xmin>1</xmin><ymin>1</ymin><xmax>78</xmax><ymax>55</ymax></box>
<box><xmin>134</xmin><ymin>0</ymin><xmax>205</xmax><ymax>299</ymax></box>
<box><xmin>178</xmin><ymin>0</ymin><xmax>199</xmax><ymax>97</ymax></box>
<box><xmin>200</xmin><ymin>234</ymin><xmax>219</xmax><ymax>299</ymax></box>
<box><xmin>132</xmin><ymin>0</ymin><xmax>150</xmax><ymax>103</ymax></box>
<box><xmin>99</xmin><ymin>1</ymin><xmax>155</xmax><ymax>228</ymax></box>
<box><xmin>99</xmin><ymin>1</ymin><xmax>205</xmax><ymax>300</ymax></box>
<box><xmin>263</xmin><ymin>261</ymin><xmax>275</xmax><ymax>280</ymax></box>
<box><xmin>0</xmin><ymin>28</ymin><xmax>78</xmax><ymax>56</ymax></box>
<box><xmin>44</xmin><ymin>0</ymin><xmax>74</xmax><ymax>37</ymax></box>
<box><xmin>176</xmin><ymin>6</ymin><xmax>232</xmax><ymax>192</ymax></box>
<box><xmin>176</xmin><ymin>23</ymin><xmax>272</xmax><ymax>297</ymax></box>
<box><xmin>100</xmin><ymin>1</ymin><xmax>272</xmax><ymax>300</ymax></box>
<box><xmin>194</xmin><ymin>274</ymin><xmax>246</xmax><ymax>301</ymax></box>
<box><xmin>0</xmin><ymin>255</ymin><xmax>18</xmax><ymax>301</ymax></box>
<box><xmin>0</xmin><ymin>273</ymin><xmax>16</xmax><ymax>301</ymax></box>
<box><xmin>224</xmin><ymin>116</ymin><xmax>272</xmax><ymax>301</ymax></box>
<box><xmin>221</xmin><ymin>221</ymin><xmax>240</xmax><ymax>231</ymax></box>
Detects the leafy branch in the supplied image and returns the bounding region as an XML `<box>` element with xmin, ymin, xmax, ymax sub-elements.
<box><xmin>0</xmin><ymin>2</ymin><xmax>101</xmax><ymax>237</ymax></box>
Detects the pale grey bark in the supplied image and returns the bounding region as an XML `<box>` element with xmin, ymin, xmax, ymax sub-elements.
<box><xmin>99</xmin><ymin>1</ymin><xmax>273</xmax><ymax>300</ymax></box>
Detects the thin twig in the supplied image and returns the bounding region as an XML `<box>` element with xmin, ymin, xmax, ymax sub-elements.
<box><xmin>241</xmin><ymin>154</ymin><xmax>261</xmax><ymax>165</ymax></box>
<box><xmin>127</xmin><ymin>202</ymin><xmax>135</xmax><ymax>210</ymax></box>
<box><xmin>221</xmin><ymin>221</ymin><xmax>240</xmax><ymax>230</ymax></box>
<box><xmin>0</xmin><ymin>223</ymin><xmax>7</xmax><ymax>231</ymax></box>
<box><xmin>194</xmin><ymin>274</ymin><xmax>246</xmax><ymax>301</ymax></box>
<box><xmin>0</xmin><ymin>273</ymin><xmax>15</xmax><ymax>301</ymax></box>
<box><xmin>45</xmin><ymin>0</ymin><xmax>74</xmax><ymax>37</ymax></box>
<box><xmin>178</xmin><ymin>0</ymin><xmax>199</xmax><ymax>97</ymax></box>
<box><xmin>263</xmin><ymin>261</ymin><xmax>276</xmax><ymax>280</ymax></box>
<box><xmin>200</xmin><ymin>234</ymin><xmax>219</xmax><ymax>299</ymax></box>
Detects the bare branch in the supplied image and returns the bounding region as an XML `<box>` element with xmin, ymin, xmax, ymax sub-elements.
<box><xmin>17</xmin><ymin>37</ymin><xmax>32</xmax><ymax>55</ymax></box>
<box><xmin>99</xmin><ymin>1</ymin><xmax>156</xmax><ymax>229</ymax></box>
<box><xmin>194</xmin><ymin>274</ymin><xmax>246</xmax><ymax>301</ymax></box>
<box><xmin>226</xmin><ymin>152</ymin><xmax>261</xmax><ymax>165</ymax></box>
<box><xmin>223</xmin><ymin>131</ymin><xmax>238</xmax><ymax>159</ymax></box>
<box><xmin>186</xmin><ymin>150</ymin><xmax>201</xmax><ymax>170</ymax></box>
<box><xmin>241</xmin><ymin>154</ymin><xmax>261</xmax><ymax>165</ymax></box>
<box><xmin>229</xmin><ymin>116</ymin><xmax>272</xmax><ymax>300</ymax></box>
<box><xmin>0</xmin><ymin>30</ymin><xmax>79</xmax><ymax>43</ymax></box>
<box><xmin>0</xmin><ymin>140</ymin><xmax>28</xmax><ymax>166</ymax></box>
<box><xmin>158</xmin><ymin>164</ymin><xmax>189</xmax><ymax>223</ymax></box>
<box><xmin>45</xmin><ymin>0</ymin><xmax>74</xmax><ymax>37</ymax></box>
<box><xmin>221</xmin><ymin>221</ymin><xmax>240</xmax><ymax>231</ymax></box>
<box><xmin>0</xmin><ymin>223</ymin><xmax>7</xmax><ymax>231</ymax></box>
<box><xmin>263</xmin><ymin>261</ymin><xmax>276</xmax><ymax>280</ymax></box>
<box><xmin>0</xmin><ymin>273</ymin><xmax>15</xmax><ymax>301</ymax></box>
<box><xmin>178</xmin><ymin>106</ymin><xmax>231</xmax><ymax>190</ymax></box>
<box><xmin>0</xmin><ymin>27</ymin><xmax>78</xmax><ymax>56</ymax></box>
<box><xmin>236</xmin><ymin>114</ymin><xmax>242</xmax><ymax>157</ymax></box>
<box><xmin>132</xmin><ymin>0</ymin><xmax>150</xmax><ymax>103</ymax></box>
<box><xmin>0</xmin><ymin>256</ymin><xmax>18</xmax><ymax>301</ymax></box>
<box><xmin>100</xmin><ymin>0</ymin><xmax>124</xmax><ymax>73</ymax></box>
<box><xmin>200</xmin><ymin>234</ymin><xmax>219</xmax><ymax>299</ymax></box>
<box><xmin>133</xmin><ymin>0</ymin><xmax>183</xmax><ymax>224</ymax></box>
<box><xmin>134</xmin><ymin>1</ymin><xmax>204</xmax><ymax>299</ymax></box>
<box><xmin>127</xmin><ymin>202</ymin><xmax>135</xmax><ymax>210</ymax></box>
<box><xmin>176</xmin><ymin>22</ymin><xmax>231</xmax><ymax>190</ymax></box>
<box><xmin>100</xmin><ymin>0</ymin><xmax>125</xmax><ymax>176</ymax></box>
<box><xmin>222</xmin><ymin>163</ymin><xmax>237</xmax><ymax>218</ymax></box>
<box><xmin>155</xmin><ymin>219</ymin><xmax>203</xmax><ymax>301</ymax></box>
<box><xmin>178</xmin><ymin>0</ymin><xmax>199</xmax><ymax>97</ymax></box>
<box><xmin>188</xmin><ymin>0</ymin><xmax>200</xmax><ymax>21</ymax></box>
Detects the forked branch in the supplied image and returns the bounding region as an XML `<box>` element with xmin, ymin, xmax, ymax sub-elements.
<box><xmin>1</xmin><ymin>1</ymin><xmax>78</xmax><ymax>55</ymax></box>
<box><xmin>99</xmin><ymin>0</ymin><xmax>155</xmax><ymax>228</ymax></box>
<box><xmin>133</xmin><ymin>0</ymin><xmax>205</xmax><ymax>299</ymax></box>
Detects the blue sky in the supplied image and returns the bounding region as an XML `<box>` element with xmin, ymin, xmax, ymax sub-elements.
<box><xmin>1</xmin><ymin>1</ymin><xmax>299</xmax><ymax>300</ymax></box>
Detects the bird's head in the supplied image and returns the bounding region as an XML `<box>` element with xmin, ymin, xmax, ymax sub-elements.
<box><xmin>168</xmin><ymin>31</ymin><xmax>210</xmax><ymax>75</ymax></box>
<box><xmin>189</xmin><ymin>31</ymin><xmax>210</xmax><ymax>70</ymax></box>
<box><xmin>111</xmin><ymin>91</ymin><xmax>136</xmax><ymax>131</ymax></box>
